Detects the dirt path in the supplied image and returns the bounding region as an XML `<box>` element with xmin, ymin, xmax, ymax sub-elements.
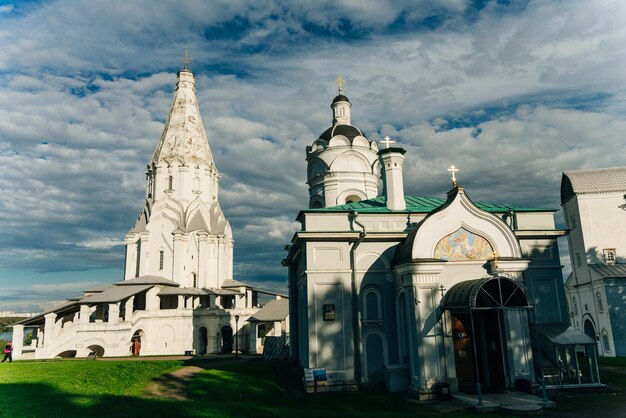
<box><xmin>144</xmin><ymin>365</ymin><xmax>204</xmax><ymax>400</ymax></box>
<box><xmin>143</xmin><ymin>355</ymin><xmax>256</xmax><ymax>401</ymax></box>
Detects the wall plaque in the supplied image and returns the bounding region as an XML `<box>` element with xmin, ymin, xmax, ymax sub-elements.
<box><xmin>323</xmin><ymin>304</ymin><xmax>336</xmax><ymax>321</ymax></box>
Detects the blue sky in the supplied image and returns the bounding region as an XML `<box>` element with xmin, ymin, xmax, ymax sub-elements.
<box><xmin>1</xmin><ymin>0</ymin><xmax>626</xmax><ymax>312</ymax></box>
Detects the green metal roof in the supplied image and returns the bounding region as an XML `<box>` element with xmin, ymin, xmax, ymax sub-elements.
<box><xmin>304</xmin><ymin>195</ymin><xmax>556</xmax><ymax>214</ymax></box>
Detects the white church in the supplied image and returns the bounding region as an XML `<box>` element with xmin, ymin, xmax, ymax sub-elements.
<box><xmin>284</xmin><ymin>82</ymin><xmax>601</xmax><ymax>398</ymax></box>
<box><xmin>562</xmin><ymin>167</ymin><xmax>626</xmax><ymax>357</ymax></box>
<box><xmin>12</xmin><ymin>65</ymin><xmax>288</xmax><ymax>359</ymax></box>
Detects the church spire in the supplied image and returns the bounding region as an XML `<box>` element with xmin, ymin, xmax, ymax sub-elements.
<box><xmin>151</xmin><ymin>69</ymin><xmax>215</xmax><ymax>168</ymax></box>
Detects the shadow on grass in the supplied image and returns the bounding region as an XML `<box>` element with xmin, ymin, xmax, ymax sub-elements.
<box><xmin>0</xmin><ymin>383</ymin><xmax>191</xmax><ymax>418</ymax></box>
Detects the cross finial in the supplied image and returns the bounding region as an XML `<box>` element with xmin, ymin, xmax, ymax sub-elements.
<box><xmin>447</xmin><ymin>165</ymin><xmax>459</xmax><ymax>187</ymax></box>
<box><xmin>381</xmin><ymin>136</ymin><xmax>395</xmax><ymax>148</ymax></box>
<box><xmin>335</xmin><ymin>75</ymin><xmax>345</xmax><ymax>94</ymax></box>
<box><xmin>491</xmin><ymin>251</ymin><xmax>499</xmax><ymax>269</ymax></box>
<box><xmin>180</xmin><ymin>50</ymin><xmax>193</xmax><ymax>70</ymax></box>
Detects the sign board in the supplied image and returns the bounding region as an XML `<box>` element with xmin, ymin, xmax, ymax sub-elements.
<box><xmin>304</xmin><ymin>368</ymin><xmax>327</xmax><ymax>382</ymax></box>
<box><xmin>323</xmin><ymin>304</ymin><xmax>335</xmax><ymax>321</ymax></box>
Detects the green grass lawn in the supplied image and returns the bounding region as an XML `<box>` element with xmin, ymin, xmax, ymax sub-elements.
<box><xmin>0</xmin><ymin>359</ymin><xmax>184</xmax><ymax>417</ymax></box>
<box><xmin>0</xmin><ymin>358</ymin><xmax>459</xmax><ymax>418</ymax></box>
<box><xmin>1</xmin><ymin>356</ymin><xmax>624</xmax><ymax>418</ymax></box>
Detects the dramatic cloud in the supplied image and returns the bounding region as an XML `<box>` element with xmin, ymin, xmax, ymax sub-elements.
<box><xmin>1</xmin><ymin>0</ymin><xmax>625</xmax><ymax>311</ymax></box>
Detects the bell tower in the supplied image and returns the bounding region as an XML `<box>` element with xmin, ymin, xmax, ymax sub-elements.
<box><xmin>306</xmin><ymin>78</ymin><xmax>381</xmax><ymax>208</ymax></box>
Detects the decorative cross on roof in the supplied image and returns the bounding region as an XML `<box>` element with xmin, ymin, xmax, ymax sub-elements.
<box><xmin>491</xmin><ymin>251</ymin><xmax>499</xmax><ymax>269</ymax></box>
<box><xmin>335</xmin><ymin>75</ymin><xmax>345</xmax><ymax>94</ymax></box>
<box><xmin>180</xmin><ymin>50</ymin><xmax>193</xmax><ymax>70</ymax></box>
<box><xmin>381</xmin><ymin>136</ymin><xmax>395</xmax><ymax>148</ymax></box>
<box><xmin>447</xmin><ymin>165</ymin><xmax>459</xmax><ymax>187</ymax></box>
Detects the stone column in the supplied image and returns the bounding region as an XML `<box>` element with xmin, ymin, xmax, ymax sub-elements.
<box><xmin>11</xmin><ymin>325</ymin><xmax>24</xmax><ymax>358</ymax></box>
<box><xmin>124</xmin><ymin>297</ymin><xmax>135</xmax><ymax>321</ymax></box>
<box><xmin>172</xmin><ymin>231</ymin><xmax>186</xmax><ymax>284</ymax></box>
<box><xmin>108</xmin><ymin>302</ymin><xmax>120</xmax><ymax>324</ymax></box>
<box><xmin>124</xmin><ymin>234</ymin><xmax>138</xmax><ymax>280</ymax></box>
<box><xmin>395</xmin><ymin>262</ymin><xmax>445</xmax><ymax>400</ymax></box>
<box><xmin>198</xmin><ymin>232</ymin><xmax>208</xmax><ymax>288</ymax></box>
<box><xmin>43</xmin><ymin>313</ymin><xmax>56</xmax><ymax>347</ymax></box>
<box><xmin>138</xmin><ymin>231</ymin><xmax>150</xmax><ymax>276</ymax></box>
<box><xmin>146</xmin><ymin>286</ymin><xmax>161</xmax><ymax>311</ymax></box>
<box><xmin>178</xmin><ymin>295</ymin><xmax>185</xmax><ymax>309</ymax></box>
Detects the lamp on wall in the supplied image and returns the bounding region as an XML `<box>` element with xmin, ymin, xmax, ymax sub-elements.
<box><xmin>234</xmin><ymin>315</ymin><xmax>240</xmax><ymax>359</ymax></box>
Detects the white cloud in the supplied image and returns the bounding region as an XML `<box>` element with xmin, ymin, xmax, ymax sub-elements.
<box><xmin>0</xmin><ymin>0</ymin><xmax>625</xmax><ymax>309</ymax></box>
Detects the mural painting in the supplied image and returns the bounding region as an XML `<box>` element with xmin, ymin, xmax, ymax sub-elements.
<box><xmin>434</xmin><ymin>228</ymin><xmax>493</xmax><ymax>261</ymax></box>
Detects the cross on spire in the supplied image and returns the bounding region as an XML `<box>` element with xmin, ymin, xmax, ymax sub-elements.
<box><xmin>381</xmin><ymin>136</ymin><xmax>395</xmax><ymax>148</ymax></box>
<box><xmin>447</xmin><ymin>165</ymin><xmax>459</xmax><ymax>187</ymax></box>
<box><xmin>335</xmin><ymin>75</ymin><xmax>345</xmax><ymax>94</ymax></box>
<box><xmin>180</xmin><ymin>50</ymin><xmax>193</xmax><ymax>70</ymax></box>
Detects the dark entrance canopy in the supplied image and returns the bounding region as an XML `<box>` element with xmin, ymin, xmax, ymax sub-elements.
<box><xmin>441</xmin><ymin>275</ymin><xmax>531</xmax><ymax>311</ymax></box>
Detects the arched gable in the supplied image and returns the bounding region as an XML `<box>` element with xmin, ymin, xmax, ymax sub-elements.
<box><xmin>329</xmin><ymin>150</ymin><xmax>371</xmax><ymax>173</ymax></box>
<box><xmin>351</xmin><ymin>136</ymin><xmax>369</xmax><ymax>148</ymax></box>
<box><xmin>357</xmin><ymin>252</ymin><xmax>390</xmax><ymax>271</ymax></box>
<box><xmin>408</xmin><ymin>188</ymin><xmax>522</xmax><ymax>261</ymax></box>
<box><xmin>328</xmin><ymin>135</ymin><xmax>351</xmax><ymax>147</ymax></box>
<box><xmin>149</xmin><ymin>195</ymin><xmax>184</xmax><ymax>229</ymax></box>
<box><xmin>337</xmin><ymin>188</ymin><xmax>367</xmax><ymax>205</ymax></box>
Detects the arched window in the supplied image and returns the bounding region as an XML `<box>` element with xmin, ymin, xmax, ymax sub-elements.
<box><xmin>345</xmin><ymin>195</ymin><xmax>362</xmax><ymax>204</ymax></box>
<box><xmin>363</xmin><ymin>287</ymin><xmax>382</xmax><ymax>322</ymax></box>
<box><xmin>596</xmin><ymin>291</ymin><xmax>604</xmax><ymax>313</ymax></box>
<box><xmin>572</xmin><ymin>296</ymin><xmax>578</xmax><ymax>316</ymax></box>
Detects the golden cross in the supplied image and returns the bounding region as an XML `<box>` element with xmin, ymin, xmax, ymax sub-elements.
<box><xmin>491</xmin><ymin>251</ymin><xmax>499</xmax><ymax>269</ymax></box>
<box><xmin>447</xmin><ymin>165</ymin><xmax>459</xmax><ymax>187</ymax></box>
<box><xmin>180</xmin><ymin>50</ymin><xmax>193</xmax><ymax>70</ymax></box>
<box><xmin>335</xmin><ymin>75</ymin><xmax>345</xmax><ymax>94</ymax></box>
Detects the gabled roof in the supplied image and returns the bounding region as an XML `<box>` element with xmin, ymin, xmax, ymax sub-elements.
<box><xmin>247</xmin><ymin>299</ymin><xmax>289</xmax><ymax>322</ymax></box>
<box><xmin>303</xmin><ymin>195</ymin><xmax>555</xmax><ymax>214</ymax></box>
<box><xmin>158</xmin><ymin>287</ymin><xmax>213</xmax><ymax>296</ymax></box>
<box><xmin>561</xmin><ymin>166</ymin><xmax>626</xmax><ymax>204</ymax></box>
<box><xmin>84</xmin><ymin>284</ymin><xmax>115</xmax><ymax>293</ymax></box>
<box><xmin>16</xmin><ymin>301</ymin><xmax>80</xmax><ymax>326</ymax></box>
<box><xmin>114</xmin><ymin>276</ymin><xmax>179</xmax><ymax>287</ymax></box>
<box><xmin>221</xmin><ymin>279</ymin><xmax>251</xmax><ymax>288</ymax></box>
<box><xmin>589</xmin><ymin>263</ymin><xmax>626</xmax><ymax>278</ymax></box>
<box><xmin>81</xmin><ymin>285</ymin><xmax>153</xmax><ymax>304</ymax></box>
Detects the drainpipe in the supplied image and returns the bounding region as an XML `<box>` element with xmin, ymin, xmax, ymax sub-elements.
<box><xmin>349</xmin><ymin>211</ymin><xmax>367</xmax><ymax>384</ymax></box>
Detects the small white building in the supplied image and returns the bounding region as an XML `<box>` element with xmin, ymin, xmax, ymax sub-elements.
<box><xmin>284</xmin><ymin>85</ymin><xmax>599</xmax><ymax>397</ymax></box>
<box><xmin>12</xmin><ymin>67</ymin><xmax>286</xmax><ymax>359</ymax></box>
<box><xmin>562</xmin><ymin>167</ymin><xmax>626</xmax><ymax>357</ymax></box>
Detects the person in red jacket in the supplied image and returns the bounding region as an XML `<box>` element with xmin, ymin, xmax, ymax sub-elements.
<box><xmin>2</xmin><ymin>341</ymin><xmax>13</xmax><ymax>363</ymax></box>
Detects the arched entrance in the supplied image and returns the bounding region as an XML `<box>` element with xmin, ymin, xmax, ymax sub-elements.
<box><xmin>87</xmin><ymin>344</ymin><xmax>105</xmax><ymax>357</ymax></box>
<box><xmin>441</xmin><ymin>275</ymin><xmax>532</xmax><ymax>393</ymax></box>
<box><xmin>584</xmin><ymin>319</ymin><xmax>596</xmax><ymax>342</ymax></box>
<box><xmin>221</xmin><ymin>325</ymin><xmax>233</xmax><ymax>353</ymax></box>
<box><xmin>199</xmin><ymin>327</ymin><xmax>208</xmax><ymax>355</ymax></box>
<box><xmin>131</xmin><ymin>330</ymin><xmax>144</xmax><ymax>356</ymax></box>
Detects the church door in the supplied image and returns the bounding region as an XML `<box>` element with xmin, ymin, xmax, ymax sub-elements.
<box><xmin>199</xmin><ymin>327</ymin><xmax>208</xmax><ymax>355</ymax></box>
<box><xmin>221</xmin><ymin>326</ymin><xmax>233</xmax><ymax>353</ymax></box>
<box><xmin>451</xmin><ymin>311</ymin><xmax>507</xmax><ymax>392</ymax></box>
<box><xmin>451</xmin><ymin>313</ymin><xmax>475</xmax><ymax>392</ymax></box>
<box><xmin>131</xmin><ymin>336</ymin><xmax>141</xmax><ymax>356</ymax></box>
<box><xmin>475</xmin><ymin>310</ymin><xmax>506</xmax><ymax>390</ymax></box>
